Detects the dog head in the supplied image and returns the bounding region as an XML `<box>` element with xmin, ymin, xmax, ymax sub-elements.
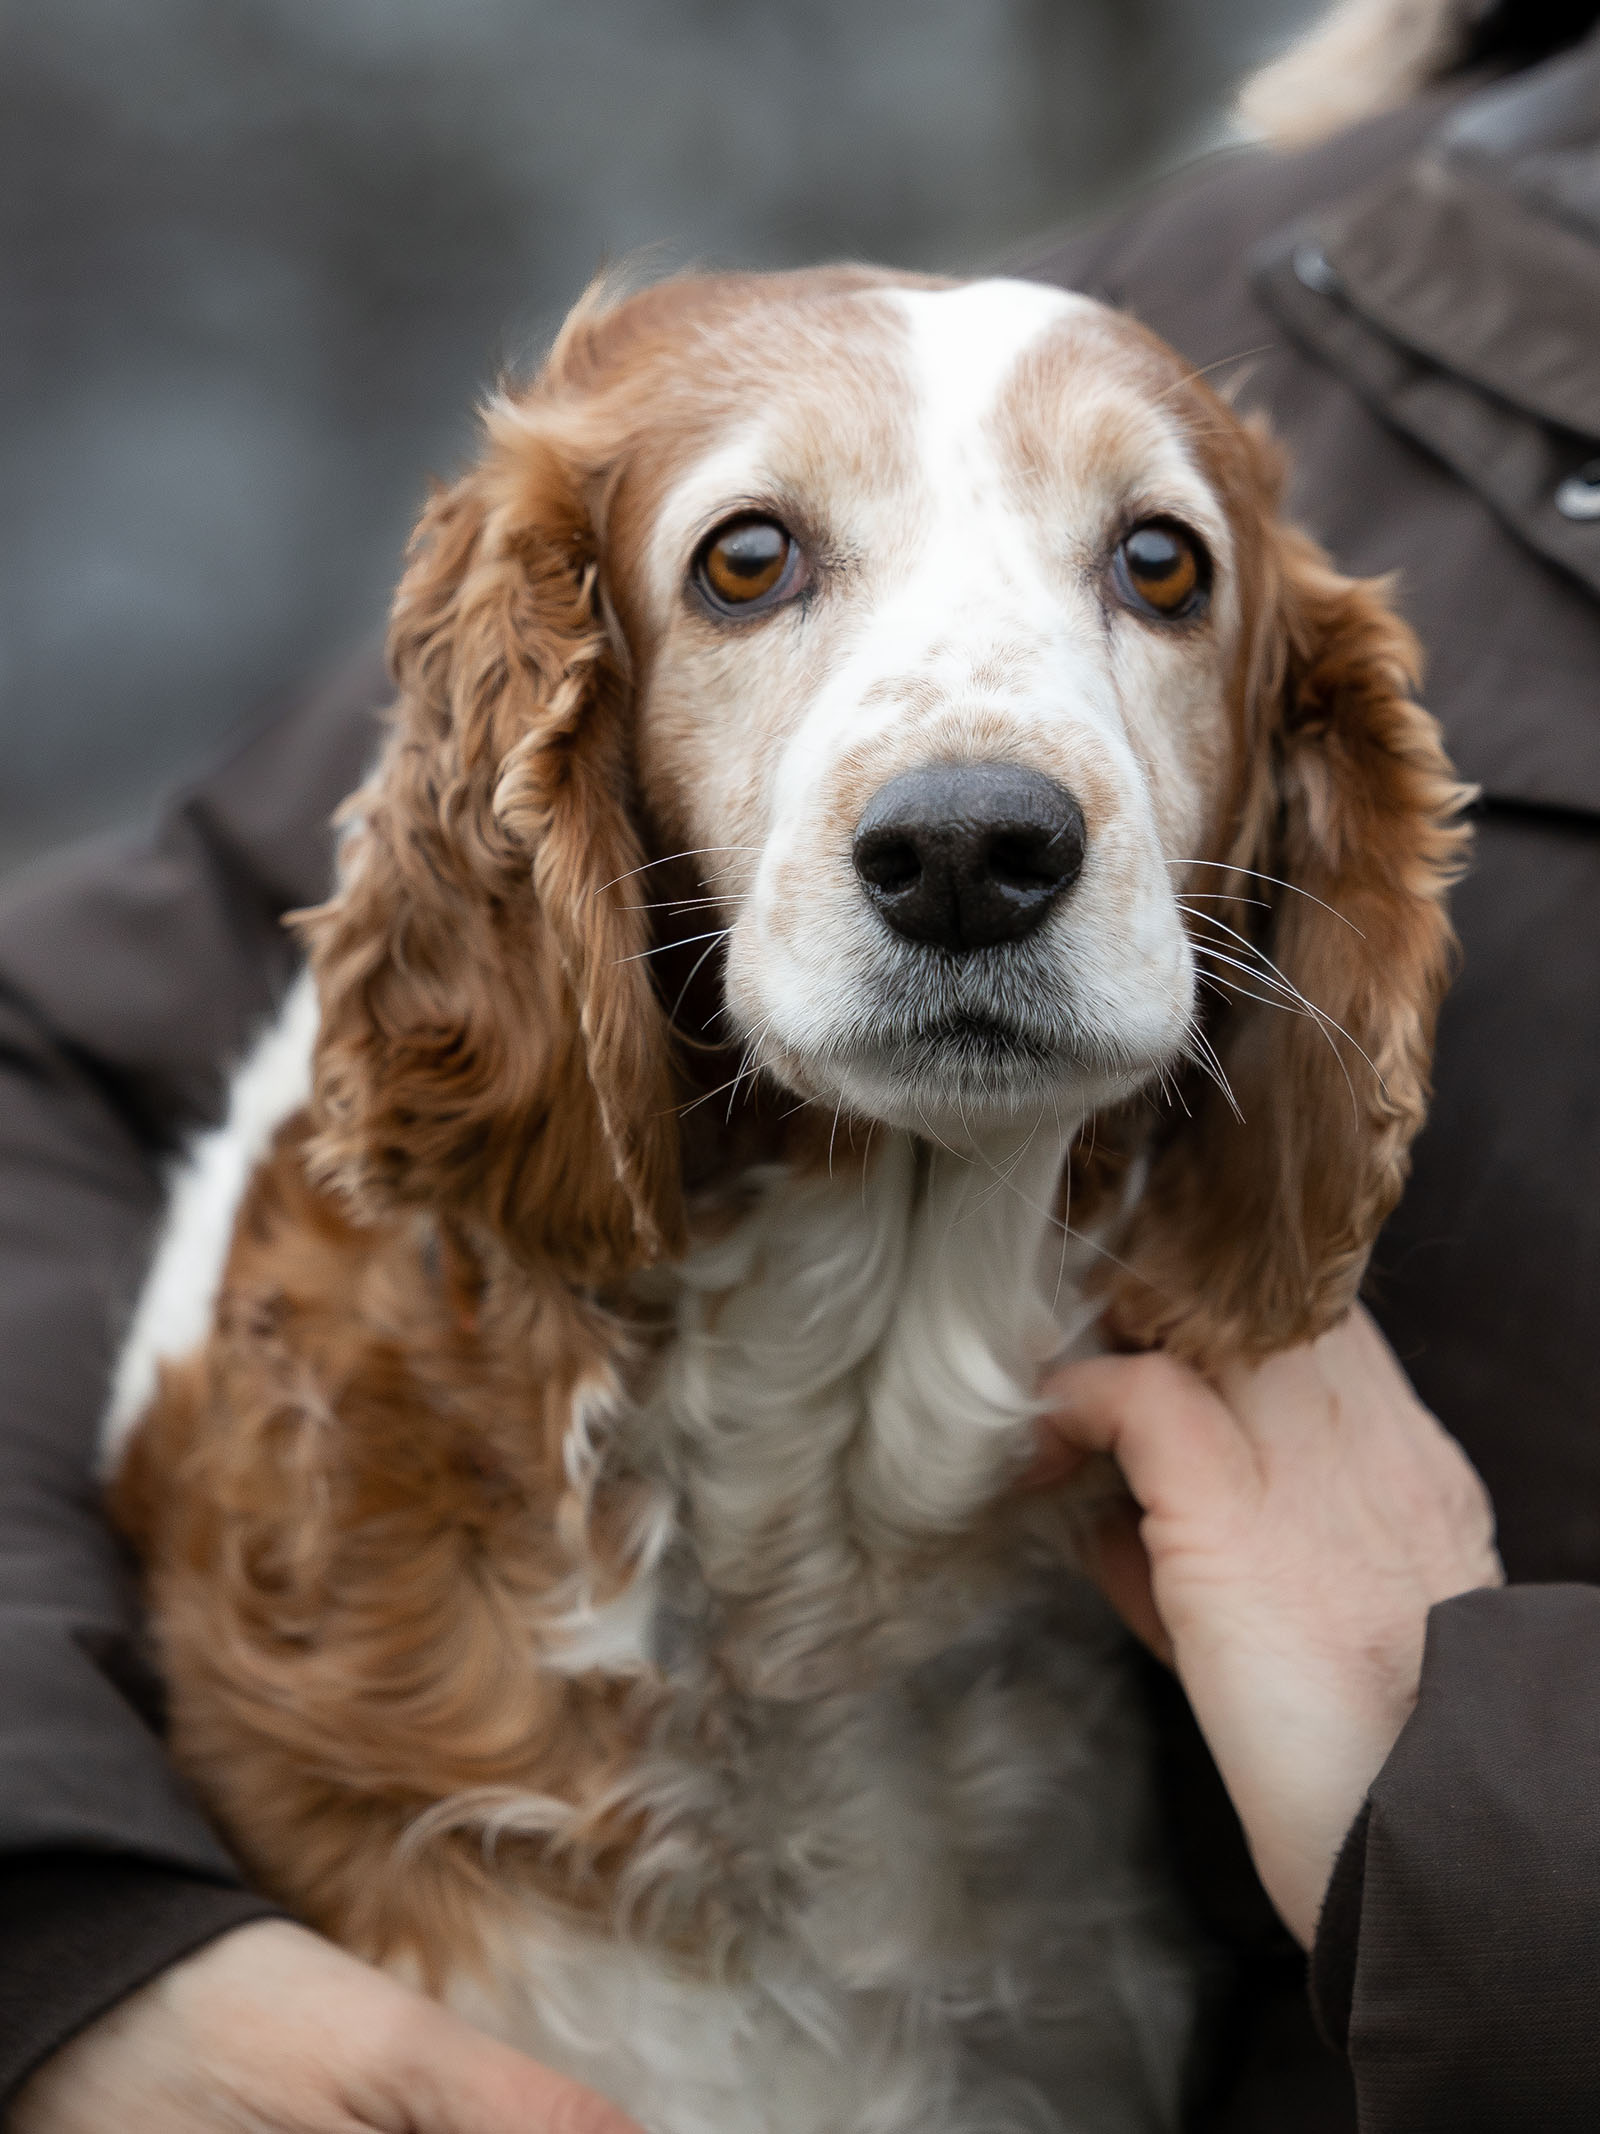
<box><xmin>300</xmin><ymin>268</ymin><xmax>1467</xmax><ymax>1357</ymax></box>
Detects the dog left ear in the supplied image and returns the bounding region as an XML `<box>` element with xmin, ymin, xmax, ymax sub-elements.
<box><xmin>298</xmin><ymin>397</ymin><xmax>684</xmax><ymax>1283</ymax></box>
<box><xmin>1107</xmin><ymin>521</ymin><xmax>1472</xmax><ymax>1363</ymax></box>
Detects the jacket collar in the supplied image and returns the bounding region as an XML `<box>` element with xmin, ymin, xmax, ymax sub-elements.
<box><xmin>1256</xmin><ymin>33</ymin><xmax>1600</xmax><ymax>605</ymax></box>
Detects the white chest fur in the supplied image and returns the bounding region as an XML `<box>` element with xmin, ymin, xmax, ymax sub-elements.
<box><xmin>450</xmin><ymin>1136</ymin><xmax>1208</xmax><ymax>2134</ymax></box>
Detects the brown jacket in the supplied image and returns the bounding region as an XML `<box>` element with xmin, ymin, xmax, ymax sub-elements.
<box><xmin>1029</xmin><ymin>31</ymin><xmax>1600</xmax><ymax>2128</ymax></box>
<box><xmin>2</xmin><ymin>35</ymin><xmax>1598</xmax><ymax>2130</ymax></box>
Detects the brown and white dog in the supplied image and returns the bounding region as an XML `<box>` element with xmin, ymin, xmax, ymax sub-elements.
<box><xmin>104</xmin><ymin>268</ymin><xmax>1466</xmax><ymax>2134</ymax></box>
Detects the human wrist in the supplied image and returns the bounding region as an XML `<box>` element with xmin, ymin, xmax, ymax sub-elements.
<box><xmin>0</xmin><ymin>1853</ymin><xmax>280</xmax><ymax>2112</ymax></box>
<box><xmin>1172</xmin><ymin>1614</ymin><xmax>1423</xmax><ymax>1947</ymax></box>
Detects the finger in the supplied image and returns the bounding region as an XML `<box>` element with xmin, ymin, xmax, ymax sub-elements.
<box><xmin>397</xmin><ymin>2010</ymin><xmax>642</xmax><ymax>2134</ymax></box>
<box><xmin>1081</xmin><ymin>1496</ymin><xmax>1174</xmax><ymax>1665</ymax></box>
<box><xmin>1037</xmin><ymin>1351</ymin><xmax>1257</xmax><ymax>1519</ymax></box>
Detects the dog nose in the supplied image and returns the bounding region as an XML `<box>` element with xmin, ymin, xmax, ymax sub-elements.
<box><xmin>851</xmin><ymin>763</ymin><xmax>1086</xmax><ymax>952</ymax></box>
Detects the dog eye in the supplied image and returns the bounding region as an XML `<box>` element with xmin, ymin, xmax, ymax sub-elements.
<box><xmin>1113</xmin><ymin>520</ymin><xmax>1209</xmax><ymax>621</ymax></box>
<box><xmin>694</xmin><ymin>515</ymin><xmax>801</xmax><ymax>614</ymax></box>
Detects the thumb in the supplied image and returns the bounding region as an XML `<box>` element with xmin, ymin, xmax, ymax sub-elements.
<box><xmin>1037</xmin><ymin>1350</ymin><xmax>1255</xmax><ymax>1520</ymax></box>
<box><xmin>1082</xmin><ymin>1494</ymin><xmax>1173</xmax><ymax>1666</ymax></box>
<box><xmin>400</xmin><ymin>2005</ymin><xmax>643</xmax><ymax>2134</ymax></box>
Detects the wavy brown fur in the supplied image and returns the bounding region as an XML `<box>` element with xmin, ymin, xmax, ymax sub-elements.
<box><xmin>300</xmin><ymin>368</ymin><xmax>684</xmax><ymax>1283</ymax></box>
<box><xmin>110</xmin><ymin>1113</ymin><xmax>671</xmax><ymax>1984</ymax></box>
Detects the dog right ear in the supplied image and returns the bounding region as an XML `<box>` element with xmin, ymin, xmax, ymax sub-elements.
<box><xmin>1104</xmin><ymin>520</ymin><xmax>1470</xmax><ymax>1364</ymax></box>
<box><xmin>298</xmin><ymin>404</ymin><xmax>684</xmax><ymax>1283</ymax></box>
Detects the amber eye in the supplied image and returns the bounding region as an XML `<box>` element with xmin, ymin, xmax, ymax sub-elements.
<box><xmin>1113</xmin><ymin>519</ymin><xmax>1209</xmax><ymax>620</ymax></box>
<box><xmin>694</xmin><ymin>515</ymin><xmax>800</xmax><ymax>614</ymax></box>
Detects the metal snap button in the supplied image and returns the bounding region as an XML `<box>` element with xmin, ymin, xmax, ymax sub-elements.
<box><xmin>1555</xmin><ymin>460</ymin><xmax>1600</xmax><ymax>522</ymax></box>
<box><xmin>1292</xmin><ymin>241</ymin><xmax>1341</xmax><ymax>296</ymax></box>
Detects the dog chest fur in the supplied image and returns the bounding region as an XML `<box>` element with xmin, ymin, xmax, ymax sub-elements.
<box><xmin>448</xmin><ymin>1133</ymin><xmax>1210</xmax><ymax>2131</ymax></box>
<box><xmin>109</xmin><ymin>989</ymin><xmax>1208</xmax><ymax>2133</ymax></box>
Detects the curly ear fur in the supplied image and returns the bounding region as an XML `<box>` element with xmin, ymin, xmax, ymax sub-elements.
<box><xmin>1108</xmin><ymin>511</ymin><xmax>1472</xmax><ymax>1364</ymax></box>
<box><xmin>298</xmin><ymin>403</ymin><xmax>683</xmax><ymax>1282</ymax></box>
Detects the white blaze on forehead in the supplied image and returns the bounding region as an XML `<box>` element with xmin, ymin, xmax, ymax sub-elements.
<box><xmin>755</xmin><ymin>279</ymin><xmax>1125</xmax><ymax>837</ymax></box>
<box><xmin>878</xmin><ymin>280</ymin><xmax>1101</xmax><ymax>635</ymax></box>
<box><xmin>892</xmin><ymin>279</ymin><xmax>1232</xmax><ymax>588</ymax></box>
<box><xmin>887</xmin><ymin>278</ymin><xmax>1098</xmax><ymax>475</ymax></box>
<box><xmin>642</xmin><ymin>281</ymin><xmax>1100</xmax><ymax>622</ymax></box>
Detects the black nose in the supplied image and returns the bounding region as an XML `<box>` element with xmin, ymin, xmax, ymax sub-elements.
<box><xmin>851</xmin><ymin>763</ymin><xmax>1087</xmax><ymax>953</ymax></box>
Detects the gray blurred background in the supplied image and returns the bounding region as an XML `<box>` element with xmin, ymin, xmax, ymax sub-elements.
<box><xmin>1</xmin><ymin>0</ymin><xmax>1324</xmax><ymax>879</ymax></box>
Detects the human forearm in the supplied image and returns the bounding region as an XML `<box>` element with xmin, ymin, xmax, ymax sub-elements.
<box><xmin>12</xmin><ymin>1919</ymin><xmax>640</xmax><ymax>2134</ymax></box>
<box><xmin>0</xmin><ymin>1855</ymin><xmax>278</xmax><ymax>2107</ymax></box>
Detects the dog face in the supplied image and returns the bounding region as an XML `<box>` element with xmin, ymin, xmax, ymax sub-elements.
<box><xmin>610</xmin><ymin>279</ymin><xmax>1235</xmax><ymax>1134</ymax></box>
<box><xmin>301</xmin><ymin>267</ymin><xmax>1467</xmax><ymax>1359</ymax></box>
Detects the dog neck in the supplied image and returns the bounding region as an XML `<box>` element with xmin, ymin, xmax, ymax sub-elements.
<box><xmin>614</xmin><ymin>1122</ymin><xmax>1102</xmax><ymax>1700</ymax></box>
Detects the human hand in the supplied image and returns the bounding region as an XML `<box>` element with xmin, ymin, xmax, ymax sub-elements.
<box><xmin>1035</xmin><ymin>1307</ymin><xmax>1502</xmax><ymax>1946</ymax></box>
<box><xmin>11</xmin><ymin>1917</ymin><xmax>639</xmax><ymax>2134</ymax></box>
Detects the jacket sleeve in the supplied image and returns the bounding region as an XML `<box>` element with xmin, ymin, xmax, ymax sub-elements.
<box><xmin>1311</xmin><ymin>1585</ymin><xmax>1600</xmax><ymax>2133</ymax></box>
<box><xmin>0</xmin><ymin>650</ymin><xmax>384</xmax><ymax>2102</ymax></box>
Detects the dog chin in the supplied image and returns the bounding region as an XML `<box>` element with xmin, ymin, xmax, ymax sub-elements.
<box><xmin>770</xmin><ymin>1020</ymin><xmax>1156</xmax><ymax>1141</ymax></box>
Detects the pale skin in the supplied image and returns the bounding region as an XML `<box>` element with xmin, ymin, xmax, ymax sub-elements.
<box><xmin>1032</xmin><ymin>1304</ymin><xmax>1504</xmax><ymax>1944</ymax></box>
<box><xmin>16</xmin><ymin>1305</ymin><xmax>1499</xmax><ymax>2127</ymax></box>
<box><xmin>11</xmin><ymin>1919</ymin><xmax>640</xmax><ymax>2134</ymax></box>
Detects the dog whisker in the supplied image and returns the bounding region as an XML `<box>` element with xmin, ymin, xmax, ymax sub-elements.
<box><xmin>594</xmin><ymin>846</ymin><xmax>759</xmax><ymax>896</ymax></box>
<box><xmin>666</xmin><ymin>930</ymin><xmax>734</xmax><ymax>1027</ymax></box>
<box><xmin>622</xmin><ymin>895</ymin><xmax>729</xmax><ymax>915</ymax></box>
<box><xmin>1178</xmin><ymin>890</ymin><xmax>1271</xmax><ymax>909</ymax></box>
<box><xmin>1188</xmin><ymin>926</ymin><xmax>1376</xmax><ymax>1065</ymax></box>
<box><xmin>1166</xmin><ymin>858</ymin><xmax>1363</xmax><ymax>933</ymax></box>
<box><xmin>1182</xmin><ymin>1021</ymin><xmax>1243</xmax><ymax>1123</ymax></box>
<box><xmin>673</xmin><ymin>1028</ymin><xmax>769</xmax><ymax>1120</ymax></box>
<box><xmin>614</xmin><ymin>928</ymin><xmax>730</xmax><ymax>967</ymax></box>
<box><xmin>1188</xmin><ymin>944</ymin><xmax>1373</xmax><ymax>1118</ymax></box>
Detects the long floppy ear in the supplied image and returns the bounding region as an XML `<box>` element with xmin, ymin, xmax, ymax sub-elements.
<box><xmin>1107</xmin><ymin>521</ymin><xmax>1472</xmax><ymax>1363</ymax></box>
<box><xmin>297</xmin><ymin>405</ymin><xmax>683</xmax><ymax>1282</ymax></box>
